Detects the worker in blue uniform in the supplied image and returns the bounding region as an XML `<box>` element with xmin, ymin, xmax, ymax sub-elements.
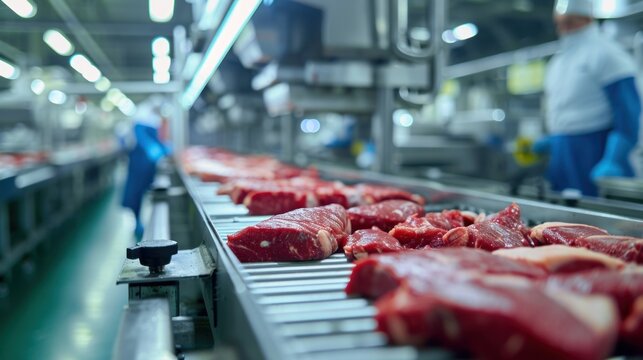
<box><xmin>535</xmin><ymin>0</ymin><xmax>641</xmax><ymax>196</ymax></box>
<box><xmin>122</xmin><ymin>96</ymin><xmax>170</xmax><ymax>238</ymax></box>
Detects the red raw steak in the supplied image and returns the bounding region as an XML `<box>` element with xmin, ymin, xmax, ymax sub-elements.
<box><xmin>375</xmin><ymin>275</ymin><xmax>618</xmax><ymax>360</ymax></box>
<box><xmin>449</xmin><ymin>203</ymin><xmax>533</xmax><ymax>251</ymax></box>
<box><xmin>621</xmin><ymin>297</ymin><xmax>643</xmax><ymax>352</ymax></box>
<box><xmin>572</xmin><ymin>235</ymin><xmax>643</xmax><ymax>264</ymax></box>
<box><xmin>344</xmin><ymin>228</ymin><xmax>404</xmax><ymax>261</ymax></box>
<box><xmin>493</xmin><ymin>245</ymin><xmax>625</xmax><ymax>273</ymax></box>
<box><xmin>389</xmin><ymin>210</ymin><xmax>467</xmax><ymax>249</ymax></box>
<box><xmin>227</xmin><ymin>204</ymin><xmax>350</xmax><ymax>262</ymax></box>
<box><xmin>352</xmin><ymin>184</ymin><xmax>425</xmax><ymax>206</ymax></box>
<box><xmin>345</xmin><ymin>248</ymin><xmax>546</xmax><ymax>299</ymax></box>
<box><xmin>530</xmin><ymin>222</ymin><xmax>609</xmax><ymax>246</ymax></box>
<box><xmin>348</xmin><ymin>200</ymin><xmax>425</xmax><ymax>233</ymax></box>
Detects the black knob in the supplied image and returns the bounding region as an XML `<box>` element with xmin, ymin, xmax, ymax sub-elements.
<box><xmin>127</xmin><ymin>240</ymin><xmax>178</xmax><ymax>274</ymax></box>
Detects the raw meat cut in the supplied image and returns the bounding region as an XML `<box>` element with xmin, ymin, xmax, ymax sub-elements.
<box><xmin>388</xmin><ymin>210</ymin><xmax>466</xmax><ymax>249</ymax></box>
<box><xmin>493</xmin><ymin>245</ymin><xmax>625</xmax><ymax>273</ymax></box>
<box><xmin>452</xmin><ymin>203</ymin><xmax>533</xmax><ymax>251</ymax></box>
<box><xmin>352</xmin><ymin>184</ymin><xmax>425</xmax><ymax>206</ymax></box>
<box><xmin>348</xmin><ymin>200</ymin><xmax>425</xmax><ymax>233</ymax></box>
<box><xmin>375</xmin><ymin>275</ymin><xmax>619</xmax><ymax>360</ymax></box>
<box><xmin>530</xmin><ymin>222</ymin><xmax>608</xmax><ymax>246</ymax></box>
<box><xmin>343</xmin><ymin>228</ymin><xmax>404</xmax><ymax>261</ymax></box>
<box><xmin>345</xmin><ymin>248</ymin><xmax>547</xmax><ymax>299</ymax></box>
<box><xmin>545</xmin><ymin>270</ymin><xmax>643</xmax><ymax>317</ymax></box>
<box><xmin>572</xmin><ymin>235</ymin><xmax>643</xmax><ymax>264</ymax></box>
<box><xmin>227</xmin><ymin>204</ymin><xmax>350</xmax><ymax>262</ymax></box>
<box><xmin>243</xmin><ymin>190</ymin><xmax>317</xmax><ymax>215</ymax></box>
<box><xmin>621</xmin><ymin>296</ymin><xmax>643</xmax><ymax>352</ymax></box>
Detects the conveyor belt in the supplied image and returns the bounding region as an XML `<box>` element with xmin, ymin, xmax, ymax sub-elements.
<box><xmin>191</xmin><ymin>179</ymin><xmax>433</xmax><ymax>360</ymax></box>
<box><xmin>183</xmin><ymin>169</ymin><xmax>643</xmax><ymax>360</ymax></box>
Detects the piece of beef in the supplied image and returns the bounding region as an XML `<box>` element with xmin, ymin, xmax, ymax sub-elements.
<box><xmin>242</xmin><ymin>189</ymin><xmax>318</xmax><ymax>215</ymax></box>
<box><xmin>572</xmin><ymin>235</ymin><xmax>643</xmax><ymax>264</ymax></box>
<box><xmin>545</xmin><ymin>270</ymin><xmax>643</xmax><ymax>317</ymax></box>
<box><xmin>348</xmin><ymin>200</ymin><xmax>425</xmax><ymax>233</ymax></box>
<box><xmin>227</xmin><ymin>204</ymin><xmax>350</xmax><ymax>262</ymax></box>
<box><xmin>621</xmin><ymin>296</ymin><xmax>643</xmax><ymax>352</ymax></box>
<box><xmin>530</xmin><ymin>222</ymin><xmax>609</xmax><ymax>246</ymax></box>
<box><xmin>345</xmin><ymin>248</ymin><xmax>547</xmax><ymax>299</ymax></box>
<box><xmin>344</xmin><ymin>228</ymin><xmax>405</xmax><ymax>261</ymax></box>
<box><xmin>375</xmin><ymin>275</ymin><xmax>619</xmax><ymax>360</ymax></box>
<box><xmin>352</xmin><ymin>184</ymin><xmax>425</xmax><ymax>206</ymax></box>
<box><xmin>389</xmin><ymin>210</ymin><xmax>465</xmax><ymax>249</ymax></box>
<box><xmin>454</xmin><ymin>203</ymin><xmax>533</xmax><ymax>251</ymax></box>
<box><xmin>493</xmin><ymin>245</ymin><xmax>625</xmax><ymax>273</ymax></box>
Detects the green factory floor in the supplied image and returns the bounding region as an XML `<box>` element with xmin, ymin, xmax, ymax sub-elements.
<box><xmin>0</xmin><ymin>186</ymin><xmax>136</xmax><ymax>360</ymax></box>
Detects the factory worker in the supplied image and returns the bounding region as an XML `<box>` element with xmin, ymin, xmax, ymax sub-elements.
<box><xmin>121</xmin><ymin>95</ymin><xmax>170</xmax><ymax>238</ymax></box>
<box><xmin>535</xmin><ymin>0</ymin><xmax>641</xmax><ymax>196</ymax></box>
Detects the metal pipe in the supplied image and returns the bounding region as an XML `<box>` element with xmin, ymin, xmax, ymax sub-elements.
<box><xmin>373</xmin><ymin>89</ymin><xmax>395</xmax><ymax>174</ymax></box>
<box><xmin>48</xmin><ymin>0</ymin><xmax>119</xmax><ymax>78</ymax></box>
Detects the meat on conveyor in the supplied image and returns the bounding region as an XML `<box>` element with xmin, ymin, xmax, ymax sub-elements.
<box><xmin>572</xmin><ymin>236</ymin><xmax>643</xmax><ymax>264</ymax></box>
<box><xmin>388</xmin><ymin>210</ymin><xmax>468</xmax><ymax>249</ymax></box>
<box><xmin>493</xmin><ymin>245</ymin><xmax>626</xmax><ymax>273</ymax></box>
<box><xmin>530</xmin><ymin>222</ymin><xmax>609</xmax><ymax>246</ymax></box>
<box><xmin>375</xmin><ymin>273</ymin><xmax>618</xmax><ymax>360</ymax></box>
<box><xmin>347</xmin><ymin>200</ymin><xmax>425</xmax><ymax>233</ymax></box>
<box><xmin>226</xmin><ymin>204</ymin><xmax>350</xmax><ymax>262</ymax></box>
<box><xmin>343</xmin><ymin>228</ymin><xmax>404</xmax><ymax>261</ymax></box>
<box><xmin>345</xmin><ymin>248</ymin><xmax>547</xmax><ymax>299</ymax></box>
<box><xmin>352</xmin><ymin>183</ymin><xmax>425</xmax><ymax>205</ymax></box>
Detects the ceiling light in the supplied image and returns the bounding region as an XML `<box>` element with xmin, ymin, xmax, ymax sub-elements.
<box><xmin>100</xmin><ymin>97</ymin><xmax>114</xmax><ymax>112</ymax></box>
<box><xmin>117</xmin><ymin>98</ymin><xmax>136</xmax><ymax>117</ymax></box>
<box><xmin>106</xmin><ymin>88</ymin><xmax>125</xmax><ymax>104</ymax></box>
<box><xmin>0</xmin><ymin>57</ymin><xmax>19</xmax><ymax>79</ymax></box>
<box><xmin>48</xmin><ymin>90</ymin><xmax>67</xmax><ymax>105</ymax></box>
<box><xmin>149</xmin><ymin>0</ymin><xmax>174</xmax><ymax>23</ymax></box>
<box><xmin>69</xmin><ymin>54</ymin><xmax>101</xmax><ymax>82</ymax></box>
<box><xmin>153</xmin><ymin>71</ymin><xmax>170</xmax><ymax>84</ymax></box>
<box><xmin>152</xmin><ymin>55</ymin><xmax>171</xmax><ymax>73</ymax></box>
<box><xmin>452</xmin><ymin>23</ymin><xmax>478</xmax><ymax>41</ymax></box>
<box><xmin>300</xmin><ymin>118</ymin><xmax>321</xmax><ymax>134</ymax></box>
<box><xmin>94</xmin><ymin>77</ymin><xmax>111</xmax><ymax>92</ymax></box>
<box><xmin>198</xmin><ymin>0</ymin><xmax>224</xmax><ymax>30</ymax></box>
<box><xmin>151</xmin><ymin>37</ymin><xmax>170</xmax><ymax>56</ymax></box>
<box><xmin>43</xmin><ymin>29</ymin><xmax>75</xmax><ymax>56</ymax></box>
<box><xmin>30</xmin><ymin>79</ymin><xmax>45</xmax><ymax>94</ymax></box>
<box><xmin>441</xmin><ymin>30</ymin><xmax>457</xmax><ymax>44</ymax></box>
<box><xmin>1</xmin><ymin>0</ymin><xmax>36</xmax><ymax>18</ymax></box>
<box><xmin>393</xmin><ymin>109</ymin><xmax>414</xmax><ymax>128</ymax></box>
<box><xmin>181</xmin><ymin>0</ymin><xmax>262</xmax><ymax>109</ymax></box>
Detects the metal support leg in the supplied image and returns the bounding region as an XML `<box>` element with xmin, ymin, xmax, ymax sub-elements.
<box><xmin>373</xmin><ymin>88</ymin><xmax>395</xmax><ymax>174</ymax></box>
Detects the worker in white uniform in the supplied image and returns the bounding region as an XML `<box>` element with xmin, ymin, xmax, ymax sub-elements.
<box><xmin>534</xmin><ymin>0</ymin><xmax>641</xmax><ymax>196</ymax></box>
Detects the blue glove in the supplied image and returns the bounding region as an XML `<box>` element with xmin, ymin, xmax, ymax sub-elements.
<box><xmin>532</xmin><ymin>137</ymin><xmax>552</xmax><ymax>155</ymax></box>
<box><xmin>590</xmin><ymin>132</ymin><xmax>635</xmax><ymax>180</ymax></box>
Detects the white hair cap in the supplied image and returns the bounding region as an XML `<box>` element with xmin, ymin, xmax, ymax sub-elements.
<box><xmin>555</xmin><ymin>0</ymin><xmax>594</xmax><ymax>17</ymax></box>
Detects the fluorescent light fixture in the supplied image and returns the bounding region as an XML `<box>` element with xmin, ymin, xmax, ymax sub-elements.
<box><xmin>69</xmin><ymin>54</ymin><xmax>102</xmax><ymax>82</ymax></box>
<box><xmin>153</xmin><ymin>55</ymin><xmax>171</xmax><ymax>73</ymax></box>
<box><xmin>153</xmin><ymin>71</ymin><xmax>170</xmax><ymax>84</ymax></box>
<box><xmin>198</xmin><ymin>0</ymin><xmax>224</xmax><ymax>30</ymax></box>
<box><xmin>48</xmin><ymin>90</ymin><xmax>67</xmax><ymax>105</ymax></box>
<box><xmin>117</xmin><ymin>98</ymin><xmax>136</xmax><ymax>117</ymax></box>
<box><xmin>0</xmin><ymin>57</ymin><xmax>19</xmax><ymax>79</ymax></box>
<box><xmin>441</xmin><ymin>30</ymin><xmax>457</xmax><ymax>44</ymax></box>
<box><xmin>151</xmin><ymin>37</ymin><xmax>170</xmax><ymax>56</ymax></box>
<box><xmin>43</xmin><ymin>29</ymin><xmax>74</xmax><ymax>56</ymax></box>
<box><xmin>1</xmin><ymin>0</ymin><xmax>36</xmax><ymax>18</ymax></box>
<box><xmin>452</xmin><ymin>23</ymin><xmax>478</xmax><ymax>41</ymax></box>
<box><xmin>181</xmin><ymin>0</ymin><xmax>262</xmax><ymax>108</ymax></box>
<box><xmin>31</xmin><ymin>79</ymin><xmax>45</xmax><ymax>94</ymax></box>
<box><xmin>94</xmin><ymin>76</ymin><xmax>111</xmax><ymax>92</ymax></box>
<box><xmin>149</xmin><ymin>0</ymin><xmax>174</xmax><ymax>22</ymax></box>
<box><xmin>107</xmin><ymin>88</ymin><xmax>125</xmax><ymax>104</ymax></box>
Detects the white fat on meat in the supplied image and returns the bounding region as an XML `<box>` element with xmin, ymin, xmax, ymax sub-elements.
<box><xmin>529</xmin><ymin>222</ymin><xmax>606</xmax><ymax>242</ymax></box>
<box><xmin>545</xmin><ymin>289</ymin><xmax>618</xmax><ymax>336</ymax></box>
<box><xmin>316</xmin><ymin>230</ymin><xmax>337</xmax><ymax>258</ymax></box>
<box><xmin>493</xmin><ymin>245</ymin><xmax>625</xmax><ymax>272</ymax></box>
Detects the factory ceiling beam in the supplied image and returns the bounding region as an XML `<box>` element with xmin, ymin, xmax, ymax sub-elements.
<box><xmin>0</xmin><ymin>21</ymin><xmax>177</xmax><ymax>37</ymax></box>
<box><xmin>48</xmin><ymin>0</ymin><xmax>119</xmax><ymax>79</ymax></box>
